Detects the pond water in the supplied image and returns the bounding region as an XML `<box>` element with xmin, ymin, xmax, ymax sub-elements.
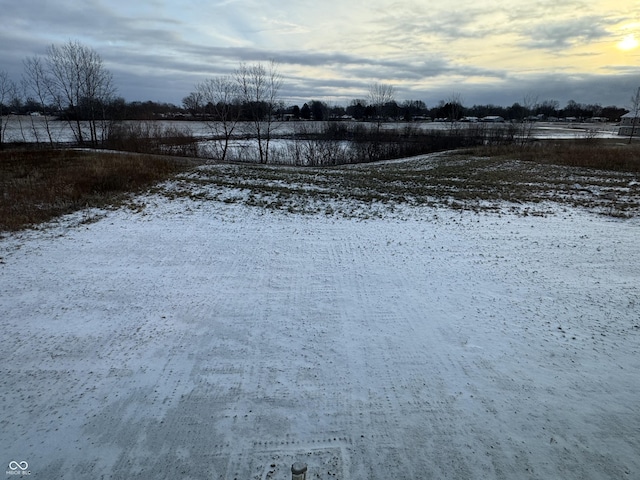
<box><xmin>0</xmin><ymin>115</ymin><xmax>621</xmax><ymax>145</ymax></box>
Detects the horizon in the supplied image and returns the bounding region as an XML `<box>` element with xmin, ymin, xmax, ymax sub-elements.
<box><xmin>1</xmin><ymin>1</ymin><xmax>639</xmax><ymax>108</ymax></box>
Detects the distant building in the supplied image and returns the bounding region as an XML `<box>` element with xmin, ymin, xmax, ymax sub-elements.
<box><xmin>480</xmin><ymin>116</ymin><xmax>505</xmax><ymax>123</ymax></box>
<box><xmin>618</xmin><ymin>112</ymin><xmax>639</xmax><ymax>136</ymax></box>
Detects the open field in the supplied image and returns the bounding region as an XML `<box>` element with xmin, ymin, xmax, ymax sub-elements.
<box><xmin>1</xmin><ymin>142</ymin><xmax>639</xmax><ymax>479</ymax></box>
<box><xmin>163</xmin><ymin>140</ymin><xmax>640</xmax><ymax>218</ymax></box>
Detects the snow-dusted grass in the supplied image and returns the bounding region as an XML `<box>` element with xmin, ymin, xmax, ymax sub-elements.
<box><xmin>165</xmin><ymin>150</ymin><xmax>640</xmax><ymax>218</ymax></box>
<box><xmin>1</xmin><ymin>172</ymin><xmax>639</xmax><ymax>478</ymax></box>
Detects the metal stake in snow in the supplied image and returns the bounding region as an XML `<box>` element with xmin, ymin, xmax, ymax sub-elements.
<box><xmin>291</xmin><ymin>462</ymin><xmax>307</xmax><ymax>480</ymax></box>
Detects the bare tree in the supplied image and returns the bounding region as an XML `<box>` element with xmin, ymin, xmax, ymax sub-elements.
<box><xmin>45</xmin><ymin>40</ymin><xmax>116</xmax><ymax>146</ymax></box>
<box><xmin>22</xmin><ymin>56</ymin><xmax>56</xmax><ymax>145</ymax></box>
<box><xmin>444</xmin><ymin>92</ymin><xmax>464</xmax><ymax>133</ymax></box>
<box><xmin>196</xmin><ymin>76</ymin><xmax>240</xmax><ymax>161</ymax></box>
<box><xmin>518</xmin><ymin>92</ymin><xmax>539</xmax><ymax>147</ymax></box>
<box><xmin>0</xmin><ymin>70</ymin><xmax>19</xmax><ymax>149</ymax></box>
<box><xmin>628</xmin><ymin>86</ymin><xmax>640</xmax><ymax>144</ymax></box>
<box><xmin>182</xmin><ymin>91</ymin><xmax>203</xmax><ymax>115</ymax></box>
<box><xmin>236</xmin><ymin>60</ymin><xmax>282</xmax><ymax>163</ymax></box>
<box><xmin>368</xmin><ymin>82</ymin><xmax>395</xmax><ymax>133</ymax></box>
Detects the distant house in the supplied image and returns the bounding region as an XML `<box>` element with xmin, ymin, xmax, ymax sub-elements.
<box><xmin>480</xmin><ymin>116</ymin><xmax>505</xmax><ymax>123</ymax></box>
<box><xmin>618</xmin><ymin>112</ymin><xmax>639</xmax><ymax>136</ymax></box>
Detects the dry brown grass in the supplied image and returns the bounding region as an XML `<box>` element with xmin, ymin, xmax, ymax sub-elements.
<box><xmin>474</xmin><ymin>139</ymin><xmax>640</xmax><ymax>172</ymax></box>
<box><xmin>0</xmin><ymin>148</ymin><xmax>198</xmax><ymax>231</ymax></box>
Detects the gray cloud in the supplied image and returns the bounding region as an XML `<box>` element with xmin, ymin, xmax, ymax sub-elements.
<box><xmin>427</xmin><ymin>73</ymin><xmax>640</xmax><ymax>109</ymax></box>
<box><xmin>520</xmin><ymin>16</ymin><xmax>611</xmax><ymax>50</ymax></box>
<box><xmin>1</xmin><ymin>0</ymin><xmax>638</xmax><ymax>108</ymax></box>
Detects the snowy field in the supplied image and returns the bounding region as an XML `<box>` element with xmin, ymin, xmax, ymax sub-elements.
<box><xmin>1</xmin><ymin>180</ymin><xmax>639</xmax><ymax>478</ymax></box>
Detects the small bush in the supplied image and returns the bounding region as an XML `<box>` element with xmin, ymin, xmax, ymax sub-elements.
<box><xmin>104</xmin><ymin>121</ymin><xmax>199</xmax><ymax>157</ymax></box>
<box><xmin>282</xmin><ymin>122</ymin><xmax>523</xmax><ymax>165</ymax></box>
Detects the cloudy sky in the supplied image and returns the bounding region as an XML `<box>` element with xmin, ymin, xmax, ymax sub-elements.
<box><xmin>1</xmin><ymin>0</ymin><xmax>639</xmax><ymax>108</ymax></box>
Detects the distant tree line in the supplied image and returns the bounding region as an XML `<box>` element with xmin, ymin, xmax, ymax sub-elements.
<box><xmin>293</xmin><ymin>98</ymin><xmax>626</xmax><ymax>123</ymax></box>
<box><xmin>2</xmin><ymin>92</ymin><xmax>628</xmax><ymax>124</ymax></box>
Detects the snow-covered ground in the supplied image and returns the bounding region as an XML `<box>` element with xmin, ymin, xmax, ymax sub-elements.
<box><xmin>1</xmin><ymin>189</ymin><xmax>639</xmax><ymax>479</ymax></box>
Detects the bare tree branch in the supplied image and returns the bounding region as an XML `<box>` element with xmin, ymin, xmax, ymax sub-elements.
<box><xmin>236</xmin><ymin>61</ymin><xmax>283</xmax><ymax>163</ymax></box>
<box><xmin>45</xmin><ymin>40</ymin><xmax>115</xmax><ymax>145</ymax></box>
